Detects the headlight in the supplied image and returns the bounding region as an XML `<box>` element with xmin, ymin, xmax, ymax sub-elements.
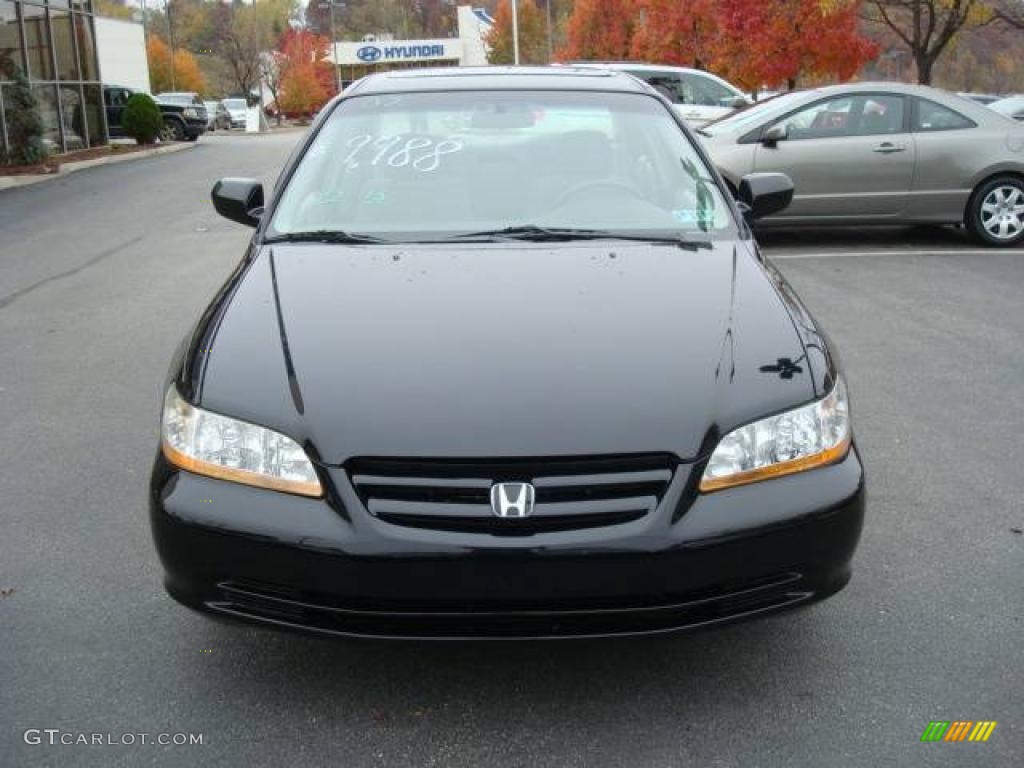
<box><xmin>700</xmin><ymin>378</ymin><xmax>851</xmax><ymax>492</ymax></box>
<box><xmin>161</xmin><ymin>387</ymin><xmax>322</xmax><ymax>497</ymax></box>
<box><xmin>183</xmin><ymin>107</ymin><xmax>198</xmax><ymax>118</ymax></box>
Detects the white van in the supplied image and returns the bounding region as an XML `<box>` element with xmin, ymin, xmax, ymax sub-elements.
<box><xmin>568</xmin><ymin>62</ymin><xmax>750</xmax><ymax>126</ymax></box>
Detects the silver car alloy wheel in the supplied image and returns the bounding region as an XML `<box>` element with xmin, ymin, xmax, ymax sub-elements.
<box><xmin>980</xmin><ymin>185</ymin><xmax>1024</xmax><ymax>240</ymax></box>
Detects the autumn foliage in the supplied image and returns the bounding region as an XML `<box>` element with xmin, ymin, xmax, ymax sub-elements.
<box><xmin>277</xmin><ymin>29</ymin><xmax>334</xmax><ymax>118</ymax></box>
<box><xmin>486</xmin><ymin>0</ymin><xmax>549</xmax><ymax>64</ymax></box>
<box><xmin>560</xmin><ymin>0</ymin><xmax>879</xmax><ymax>90</ymax></box>
<box><xmin>146</xmin><ymin>36</ymin><xmax>207</xmax><ymax>95</ymax></box>
<box><xmin>560</xmin><ymin>0</ymin><xmax>638</xmax><ymax>61</ymax></box>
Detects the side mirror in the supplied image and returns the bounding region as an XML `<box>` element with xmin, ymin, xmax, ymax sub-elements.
<box><xmin>761</xmin><ymin>124</ymin><xmax>787</xmax><ymax>146</ymax></box>
<box><xmin>738</xmin><ymin>173</ymin><xmax>794</xmax><ymax>220</ymax></box>
<box><xmin>211</xmin><ymin>178</ymin><xmax>264</xmax><ymax>227</ymax></box>
<box><xmin>729</xmin><ymin>96</ymin><xmax>750</xmax><ymax>110</ymax></box>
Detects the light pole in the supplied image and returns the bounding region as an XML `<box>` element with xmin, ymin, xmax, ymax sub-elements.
<box><xmin>545</xmin><ymin>0</ymin><xmax>552</xmax><ymax>63</ymax></box>
<box><xmin>319</xmin><ymin>0</ymin><xmax>343</xmax><ymax>95</ymax></box>
<box><xmin>512</xmin><ymin>0</ymin><xmax>519</xmax><ymax>65</ymax></box>
<box><xmin>164</xmin><ymin>0</ymin><xmax>177</xmax><ymax>89</ymax></box>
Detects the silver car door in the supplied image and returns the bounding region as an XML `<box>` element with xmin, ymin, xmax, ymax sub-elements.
<box><xmin>752</xmin><ymin>94</ymin><xmax>915</xmax><ymax>219</ymax></box>
<box><xmin>904</xmin><ymin>97</ymin><xmax>983</xmax><ymax>222</ymax></box>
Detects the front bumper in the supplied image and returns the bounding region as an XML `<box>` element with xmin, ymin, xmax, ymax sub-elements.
<box><xmin>150</xmin><ymin>448</ymin><xmax>864</xmax><ymax>639</ymax></box>
<box><xmin>183</xmin><ymin>119</ymin><xmax>207</xmax><ymax>139</ymax></box>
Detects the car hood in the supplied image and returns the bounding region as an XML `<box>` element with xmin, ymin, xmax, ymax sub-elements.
<box><xmin>191</xmin><ymin>241</ymin><xmax>814</xmax><ymax>464</ymax></box>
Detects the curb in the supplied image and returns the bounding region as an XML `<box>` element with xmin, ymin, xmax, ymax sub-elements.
<box><xmin>0</xmin><ymin>142</ymin><xmax>196</xmax><ymax>192</ymax></box>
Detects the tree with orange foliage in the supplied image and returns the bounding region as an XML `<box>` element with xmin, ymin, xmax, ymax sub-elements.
<box><xmin>559</xmin><ymin>0</ymin><xmax>637</xmax><ymax>61</ymax></box>
<box><xmin>715</xmin><ymin>0</ymin><xmax>878</xmax><ymax>91</ymax></box>
<box><xmin>486</xmin><ymin>0</ymin><xmax>549</xmax><ymax>64</ymax></box>
<box><xmin>278</xmin><ymin>29</ymin><xmax>333</xmax><ymax>118</ymax></box>
<box><xmin>147</xmin><ymin>36</ymin><xmax>207</xmax><ymax>95</ymax></box>
<box><xmin>630</xmin><ymin>0</ymin><xmax>719</xmax><ymax>70</ymax></box>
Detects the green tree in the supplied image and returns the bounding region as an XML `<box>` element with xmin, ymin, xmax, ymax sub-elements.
<box><xmin>122</xmin><ymin>92</ymin><xmax>164</xmax><ymax>144</ymax></box>
<box><xmin>93</xmin><ymin>0</ymin><xmax>136</xmax><ymax>20</ymax></box>
<box><xmin>1</xmin><ymin>67</ymin><xmax>48</xmax><ymax>166</ymax></box>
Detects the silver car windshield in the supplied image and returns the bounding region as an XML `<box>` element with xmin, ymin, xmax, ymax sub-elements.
<box><xmin>269</xmin><ymin>90</ymin><xmax>735</xmax><ymax>242</ymax></box>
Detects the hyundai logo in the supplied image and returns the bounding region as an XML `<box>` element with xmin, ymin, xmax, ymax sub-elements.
<box><xmin>490</xmin><ymin>483</ymin><xmax>535</xmax><ymax>519</ymax></box>
<box><xmin>357</xmin><ymin>45</ymin><xmax>383</xmax><ymax>63</ymax></box>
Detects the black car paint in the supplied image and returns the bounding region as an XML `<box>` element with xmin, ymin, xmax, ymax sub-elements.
<box><xmin>103</xmin><ymin>86</ymin><xmax>207</xmax><ymax>141</ymax></box>
<box><xmin>150</xmin><ymin>68</ymin><xmax>863</xmax><ymax>639</ymax></box>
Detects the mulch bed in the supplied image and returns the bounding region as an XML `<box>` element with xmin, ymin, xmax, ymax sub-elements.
<box><xmin>1</xmin><ymin>143</ymin><xmax>159</xmax><ymax>177</ymax></box>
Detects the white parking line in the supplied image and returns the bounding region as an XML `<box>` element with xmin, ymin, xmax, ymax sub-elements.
<box><xmin>769</xmin><ymin>248</ymin><xmax>1024</xmax><ymax>259</ymax></box>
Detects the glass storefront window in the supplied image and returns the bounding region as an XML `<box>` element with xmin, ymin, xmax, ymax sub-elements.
<box><xmin>3</xmin><ymin>1</ymin><xmax>106</xmax><ymax>154</ymax></box>
<box><xmin>22</xmin><ymin>3</ymin><xmax>54</xmax><ymax>81</ymax></box>
<box><xmin>73</xmin><ymin>11</ymin><xmax>97</xmax><ymax>81</ymax></box>
<box><xmin>1</xmin><ymin>84</ymin><xmax>9</xmax><ymax>154</ymax></box>
<box><xmin>1</xmin><ymin>1</ymin><xmax>24</xmax><ymax>81</ymax></box>
<box><xmin>51</xmin><ymin>7</ymin><xmax>79</xmax><ymax>81</ymax></box>
<box><xmin>32</xmin><ymin>82</ymin><xmax>60</xmax><ymax>151</ymax></box>
<box><xmin>59</xmin><ymin>82</ymin><xmax>84</xmax><ymax>149</ymax></box>
<box><xmin>82</xmin><ymin>83</ymin><xmax>105</xmax><ymax>147</ymax></box>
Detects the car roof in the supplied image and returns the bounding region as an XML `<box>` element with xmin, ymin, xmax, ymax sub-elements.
<box><xmin>567</xmin><ymin>61</ymin><xmax>712</xmax><ymax>76</ymax></box>
<box><xmin>348</xmin><ymin>66</ymin><xmax>650</xmax><ymax>96</ymax></box>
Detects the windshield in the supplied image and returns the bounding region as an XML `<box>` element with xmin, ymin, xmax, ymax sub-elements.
<box><xmin>224</xmin><ymin>99</ymin><xmax>246</xmax><ymax>110</ymax></box>
<box><xmin>700</xmin><ymin>91</ymin><xmax>810</xmax><ymax>135</ymax></box>
<box><xmin>157</xmin><ymin>94</ymin><xmax>193</xmax><ymax>105</ymax></box>
<box><xmin>270</xmin><ymin>90</ymin><xmax>734</xmax><ymax>242</ymax></box>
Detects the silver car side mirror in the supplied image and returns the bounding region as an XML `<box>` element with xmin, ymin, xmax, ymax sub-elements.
<box><xmin>762</xmin><ymin>124</ymin><xmax>788</xmax><ymax>146</ymax></box>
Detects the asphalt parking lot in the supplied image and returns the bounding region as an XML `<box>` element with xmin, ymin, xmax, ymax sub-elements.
<box><xmin>1</xmin><ymin>133</ymin><xmax>1021</xmax><ymax>767</ymax></box>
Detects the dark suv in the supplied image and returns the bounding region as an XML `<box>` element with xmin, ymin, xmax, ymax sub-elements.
<box><xmin>103</xmin><ymin>86</ymin><xmax>207</xmax><ymax>141</ymax></box>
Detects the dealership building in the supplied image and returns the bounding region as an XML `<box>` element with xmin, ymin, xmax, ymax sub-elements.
<box><xmin>1</xmin><ymin>0</ymin><xmax>108</xmax><ymax>155</ymax></box>
<box><xmin>329</xmin><ymin>5</ymin><xmax>493</xmax><ymax>86</ymax></box>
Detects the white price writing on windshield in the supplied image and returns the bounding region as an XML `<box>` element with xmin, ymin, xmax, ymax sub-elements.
<box><xmin>342</xmin><ymin>135</ymin><xmax>464</xmax><ymax>172</ymax></box>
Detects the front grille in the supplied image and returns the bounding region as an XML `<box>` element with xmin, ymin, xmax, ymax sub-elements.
<box><xmin>347</xmin><ymin>455</ymin><xmax>677</xmax><ymax>535</ymax></box>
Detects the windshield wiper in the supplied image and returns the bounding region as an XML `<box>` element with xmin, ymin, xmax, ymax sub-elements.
<box><xmin>694</xmin><ymin>128</ymin><xmax>711</xmax><ymax>137</ymax></box>
<box><xmin>263</xmin><ymin>230</ymin><xmax>386</xmax><ymax>245</ymax></box>
<box><xmin>443</xmin><ymin>225</ymin><xmax>711</xmax><ymax>248</ymax></box>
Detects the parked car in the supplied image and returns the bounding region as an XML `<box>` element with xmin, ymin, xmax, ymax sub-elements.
<box><xmin>104</xmin><ymin>86</ymin><xmax>207</xmax><ymax>142</ymax></box>
<box><xmin>154</xmin><ymin>92</ymin><xmax>208</xmax><ymax>136</ymax></box>
<box><xmin>150</xmin><ymin>66</ymin><xmax>864</xmax><ymax>640</ymax></box>
<box><xmin>700</xmin><ymin>83</ymin><xmax>1024</xmax><ymax>246</ymax></box>
<box><xmin>989</xmin><ymin>95</ymin><xmax>1024</xmax><ymax>122</ymax></box>
<box><xmin>204</xmin><ymin>100</ymin><xmax>232</xmax><ymax>131</ymax></box>
<box><xmin>958</xmin><ymin>92</ymin><xmax>1001</xmax><ymax>106</ymax></box>
<box><xmin>222</xmin><ymin>98</ymin><xmax>248</xmax><ymax>129</ymax></box>
<box><xmin>567</xmin><ymin>62</ymin><xmax>749</xmax><ymax>126</ymax></box>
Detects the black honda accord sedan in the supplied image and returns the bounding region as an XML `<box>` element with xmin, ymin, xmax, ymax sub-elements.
<box><xmin>150</xmin><ymin>67</ymin><xmax>864</xmax><ymax>639</ymax></box>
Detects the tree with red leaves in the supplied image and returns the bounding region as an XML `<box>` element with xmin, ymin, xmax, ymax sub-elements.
<box><xmin>630</xmin><ymin>0</ymin><xmax>720</xmax><ymax>70</ymax></box>
<box><xmin>277</xmin><ymin>29</ymin><xmax>334</xmax><ymax>119</ymax></box>
<box><xmin>716</xmin><ymin>0</ymin><xmax>878</xmax><ymax>91</ymax></box>
<box><xmin>559</xmin><ymin>0</ymin><xmax>638</xmax><ymax>60</ymax></box>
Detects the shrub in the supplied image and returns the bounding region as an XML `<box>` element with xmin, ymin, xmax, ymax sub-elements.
<box><xmin>1</xmin><ymin>67</ymin><xmax>48</xmax><ymax>166</ymax></box>
<box><xmin>122</xmin><ymin>93</ymin><xmax>163</xmax><ymax>144</ymax></box>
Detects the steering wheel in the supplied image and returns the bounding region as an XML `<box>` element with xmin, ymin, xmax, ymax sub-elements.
<box><xmin>551</xmin><ymin>179</ymin><xmax>646</xmax><ymax>210</ymax></box>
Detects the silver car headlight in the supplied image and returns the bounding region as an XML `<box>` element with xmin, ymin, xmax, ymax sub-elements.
<box><xmin>700</xmin><ymin>377</ymin><xmax>851</xmax><ymax>492</ymax></box>
<box><xmin>161</xmin><ymin>386</ymin><xmax>322</xmax><ymax>497</ymax></box>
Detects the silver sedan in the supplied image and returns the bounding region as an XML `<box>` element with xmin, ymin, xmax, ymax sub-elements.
<box><xmin>699</xmin><ymin>83</ymin><xmax>1024</xmax><ymax>246</ymax></box>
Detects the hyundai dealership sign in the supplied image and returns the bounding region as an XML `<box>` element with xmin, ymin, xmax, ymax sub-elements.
<box><xmin>337</xmin><ymin>39</ymin><xmax>463</xmax><ymax>66</ymax></box>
